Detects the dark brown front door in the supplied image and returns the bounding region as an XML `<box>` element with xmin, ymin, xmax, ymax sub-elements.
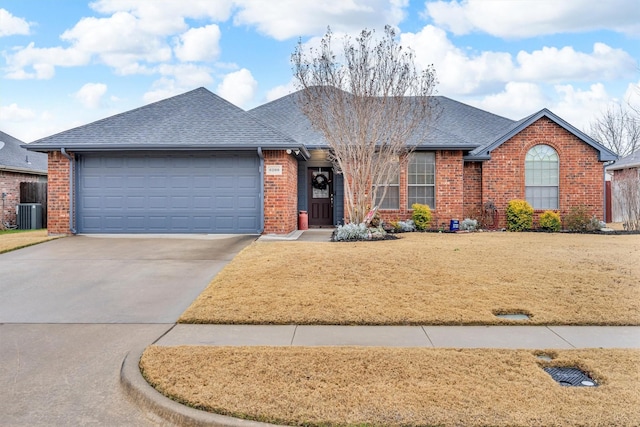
<box><xmin>308</xmin><ymin>167</ymin><xmax>333</xmax><ymax>227</ymax></box>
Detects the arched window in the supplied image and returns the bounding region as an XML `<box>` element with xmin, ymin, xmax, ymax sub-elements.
<box><xmin>525</xmin><ymin>145</ymin><xmax>559</xmax><ymax>209</ymax></box>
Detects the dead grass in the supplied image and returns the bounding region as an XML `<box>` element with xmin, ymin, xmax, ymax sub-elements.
<box><xmin>141</xmin><ymin>346</ymin><xmax>640</xmax><ymax>427</ymax></box>
<box><xmin>0</xmin><ymin>229</ymin><xmax>59</xmax><ymax>254</ymax></box>
<box><xmin>180</xmin><ymin>232</ymin><xmax>640</xmax><ymax>325</ymax></box>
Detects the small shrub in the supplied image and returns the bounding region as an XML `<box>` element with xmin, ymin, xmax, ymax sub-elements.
<box><xmin>564</xmin><ymin>205</ymin><xmax>592</xmax><ymax>231</ymax></box>
<box><xmin>539</xmin><ymin>211</ymin><xmax>561</xmax><ymax>232</ymax></box>
<box><xmin>460</xmin><ymin>218</ymin><xmax>478</xmax><ymax>231</ymax></box>
<box><xmin>397</xmin><ymin>219</ymin><xmax>416</xmax><ymax>232</ymax></box>
<box><xmin>411</xmin><ymin>204</ymin><xmax>432</xmax><ymax>231</ymax></box>
<box><xmin>334</xmin><ymin>223</ymin><xmax>369</xmax><ymax>241</ymax></box>
<box><xmin>506</xmin><ymin>199</ymin><xmax>533</xmax><ymax>231</ymax></box>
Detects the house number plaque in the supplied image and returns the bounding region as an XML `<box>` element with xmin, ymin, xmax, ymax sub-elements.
<box><xmin>266</xmin><ymin>165</ymin><xmax>283</xmax><ymax>175</ymax></box>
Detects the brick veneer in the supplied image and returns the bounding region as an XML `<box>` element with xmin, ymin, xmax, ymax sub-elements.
<box><xmin>481</xmin><ymin>117</ymin><xmax>605</xmax><ymax>228</ymax></box>
<box><xmin>263</xmin><ymin>150</ymin><xmax>298</xmax><ymax>234</ymax></box>
<box><xmin>47</xmin><ymin>151</ymin><xmax>72</xmax><ymax>235</ymax></box>
<box><xmin>0</xmin><ymin>170</ymin><xmax>45</xmax><ymax>227</ymax></box>
<box><xmin>378</xmin><ymin>150</ymin><xmax>466</xmax><ymax>227</ymax></box>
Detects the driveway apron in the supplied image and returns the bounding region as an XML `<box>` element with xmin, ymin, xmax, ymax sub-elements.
<box><xmin>0</xmin><ymin>234</ymin><xmax>256</xmax><ymax>426</ymax></box>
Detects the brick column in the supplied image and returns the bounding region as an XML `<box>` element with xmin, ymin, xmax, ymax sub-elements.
<box><xmin>47</xmin><ymin>151</ymin><xmax>72</xmax><ymax>235</ymax></box>
<box><xmin>263</xmin><ymin>150</ymin><xmax>298</xmax><ymax>234</ymax></box>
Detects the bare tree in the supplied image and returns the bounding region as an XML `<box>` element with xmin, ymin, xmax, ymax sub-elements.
<box><xmin>292</xmin><ymin>26</ymin><xmax>438</xmax><ymax>224</ymax></box>
<box><xmin>589</xmin><ymin>103</ymin><xmax>640</xmax><ymax>157</ymax></box>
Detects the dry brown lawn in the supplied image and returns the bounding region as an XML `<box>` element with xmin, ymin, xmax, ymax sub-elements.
<box><xmin>0</xmin><ymin>229</ymin><xmax>58</xmax><ymax>254</ymax></box>
<box><xmin>180</xmin><ymin>232</ymin><xmax>640</xmax><ymax>325</ymax></box>
<box><xmin>141</xmin><ymin>346</ymin><xmax>640</xmax><ymax>427</ymax></box>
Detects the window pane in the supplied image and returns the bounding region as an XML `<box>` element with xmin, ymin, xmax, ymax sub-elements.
<box><xmin>525</xmin><ymin>144</ymin><xmax>558</xmax><ymax>209</ymax></box>
<box><xmin>376</xmin><ymin>185</ymin><xmax>399</xmax><ymax>209</ymax></box>
<box><xmin>408</xmin><ymin>152</ymin><xmax>436</xmax><ymax>209</ymax></box>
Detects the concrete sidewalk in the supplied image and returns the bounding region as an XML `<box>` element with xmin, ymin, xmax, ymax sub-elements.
<box><xmin>155</xmin><ymin>324</ymin><xmax>640</xmax><ymax>349</ymax></box>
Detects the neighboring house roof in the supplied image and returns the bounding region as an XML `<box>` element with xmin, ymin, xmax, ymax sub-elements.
<box><xmin>607</xmin><ymin>149</ymin><xmax>640</xmax><ymax>171</ymax></box>
<box><xmin>466</xmin><ymin>108</ymin><xmax>618</xmax><ymax>162</ymax></box>
<box><xmin>248</xmin><ymin>91</ymin><xmax>515</xmax><ymax>150</ymax></box>
<box><xmin>0</xmin><ymin>130</ymin><xmax>47</xmax><ymax>175</ymax></box>
<box><xmin>25</xmin><ymin>87</ymin><xmax>307</xmax><ymax>155</ymax></box>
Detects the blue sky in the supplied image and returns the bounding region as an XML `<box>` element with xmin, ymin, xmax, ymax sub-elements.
<box><xmin>1</xmin><ymin>0</ymin><xmax>639</xmax><ymax>142</ymax></box>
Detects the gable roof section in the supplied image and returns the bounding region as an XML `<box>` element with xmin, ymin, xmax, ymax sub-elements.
<box><xmin>249</xmin><ymin>91</ymin><xmax>515</xmax><ymax>150</ymax></box>
<box><xmin>0</xmin><ymin>130</ymin><xmax>47</xmax><ymax>174</ymax></box>
<box><xmin>607</xmin><ymin>149</ymin><xmax>640</xmax><ymax>171</ymax></box>
<box><xmin>25</xmin><ymin>87</ymin><xmax>305</xmax><ymax>154</ymax></box>
<box><xmin>466</xmin><ymin>108</ymin><xmax>618</xmax><ymax>162</ymax></box>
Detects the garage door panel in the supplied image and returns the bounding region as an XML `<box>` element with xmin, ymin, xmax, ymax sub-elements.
<box><xmin>77</xmin><ymin>153</ymin><xmax>260</xmax><ymax>233</ymax></box>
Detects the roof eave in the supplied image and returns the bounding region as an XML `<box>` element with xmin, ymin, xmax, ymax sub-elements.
<box><xmin>0</xmin><ymin>165</ymin><xmax>47</xmax><ymax>175</ymax></box>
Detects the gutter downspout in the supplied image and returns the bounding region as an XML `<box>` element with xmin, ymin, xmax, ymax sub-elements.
<box><xmin>60</xmin><ymin>148</ymin><xmax>77</xmax><ymax>234</ymax></box>
<box><xmin>603</xmin><ymin>160</ymin><xmax>616</xmax><ymax>223</ymax></box>
<box><xmin>257</xmin><ymin>147</ymin><xmax>264</xmax><ymax>234</ymax></box>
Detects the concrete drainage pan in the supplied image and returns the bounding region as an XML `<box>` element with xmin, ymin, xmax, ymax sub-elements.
<box><xmin>544</xmin><ymin>367</ymin><xmax>598</xmax><ymax>387</ymax></box>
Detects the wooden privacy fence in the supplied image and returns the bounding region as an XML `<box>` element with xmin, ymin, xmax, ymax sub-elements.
<box><xmin>20</xmin><ymin>182</ymin><xmax>47</xmax><ymax>226</ymax></box>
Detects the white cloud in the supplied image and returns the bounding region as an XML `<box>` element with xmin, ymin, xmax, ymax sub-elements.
<box><xmin>425</xmin><ymin>0</ymin><xmax>640</xmax><ymax>38</ymax></box>
<box><xmin>400</xmin><ymin>26</ymin><xmax>636</xmax><ymax>97</ymax></box>
<box><xmin>174</xmin><ymin>25</ymin><xmax>221</xmax><ymax>62</ymax></box>
<box><xmin>468</xmin><ymin>82</ymin><xmax>614</xmax><ymax>131</ymax></box>
<box><xmin>0</xmin><ymin>103</ymin><xmax>36</xmax><ymax>121</ymax></box>
<box><xmin>90</xmin><ymin>0</ymin><xmax>233</xmax><ymax>34</ymax></box>
<box><xmin>74</xmin><ymin>83</ymin><xmax>108</xmax><ymax>109</ymax></box>
<box><xmin>266</xmin><ymin>80</ymin><xmax>298</xmax><ymax>102</ymax></box>
<box><xmin>0</xmin><ymin>9</ymin><xmax>31</xmax><ymax>37</ymax></box>
<box><xmin>516</xmin><ymin>43</ymin><xmax>636</xmax><ymax>82</ymax></box>
<box><xmin>471</xmin><ymin>82</ymin><xmax>549</xmax><ymax>119</ymax></box>
<box><xmin>143</xmin><ymin>64</ymin><xmax>214</xmax><ymax>103</ymax></box>
<box><xmin>552</xmin><ymin>83</ymin><xmax>613</xmax><ymax>129</ymax></box>
<box><xmin>232</xmin><ymin>0</ymin><xmax>408</xmax><ymax>40</ymax></box>
<box><xmin>4</xmin><ymin>42</ymin><xmax>90</xmax><ymax>79</ymax></box>
<box><xmin>216</xmin><ymin>68</ymin><xmax>258</xmax><ymax>107</ymax></box>
<box><xmin>61</xmin><ymin>12</ymin><xmax>172</xmax><ymax>71</ymax></box>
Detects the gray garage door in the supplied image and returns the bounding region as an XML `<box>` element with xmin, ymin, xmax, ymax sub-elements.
<box><xmin>77</xmin><ymin>152</ymin><xmax>260</xmax><ymax>233</ymax></box>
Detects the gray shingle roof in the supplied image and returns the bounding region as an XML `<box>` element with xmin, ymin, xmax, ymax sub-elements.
<box><xmin>607</xmin><ymin>149</ymin><xmax>640</xmax><ymax>170</ymax></box>
<box><xmin>25</xmin><ymin>87</ymin><xmax>302</xmax><ymax>152</ymax></box>
<box><xmin>0</xmin><ymin>130</ymin><xmax>47</xmax><ymax>174</ymax></box>
<box><xmin>249</xmin><ymin>91</ymin><xmax>515</xmax><ymax>150</ymax></box>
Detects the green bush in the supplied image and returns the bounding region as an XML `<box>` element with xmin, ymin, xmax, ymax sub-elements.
<box><xmin>564</xmin><ymin>205</ymin><xmax>592</xmax><ymax>231</ymax></box>
<box><xmin>539</xmin><ymin>210</ymin><xmax>561</xmax><ymax>232</ymax></box>
<box><xmin>411</xmin><ymin>203</ymin><xmax>432</xmax><ymax>231</ymax></box>
<box><xmin>506</xmin><ymin>199</ymin><xmax>533</xmax><ymax>231</ymax></box>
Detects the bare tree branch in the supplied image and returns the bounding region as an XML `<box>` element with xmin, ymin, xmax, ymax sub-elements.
<box><xmin>292</xmin><ymin>26</ymin><xmax>438</xmax><ymax>223</ymax></box>
<box><xmin>589</xmin><ymin>103</ymin><xmax>640</xmax><ymax>157</ymax></box>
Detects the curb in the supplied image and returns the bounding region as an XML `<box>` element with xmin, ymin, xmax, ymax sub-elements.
<box><xmin>120</xmin><ymin>347</ymin><xmax>282</xmax><ymax>427</ymax></box>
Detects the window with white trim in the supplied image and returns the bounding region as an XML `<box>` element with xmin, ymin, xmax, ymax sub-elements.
<box><xmin>525</xmin><ymin>144</ymin><xmax>559</xmax><ymax>209</ymax></box>
<box><xmin>408</xmin><ymin>152</ymin><xmax>435</xmax><ymax>208</ymax></box>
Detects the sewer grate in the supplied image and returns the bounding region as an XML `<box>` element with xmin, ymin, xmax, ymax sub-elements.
<box><xmin>544</xmin><ymin>367</ymin><xmax>598</xmax><ymax>387</ymax></box>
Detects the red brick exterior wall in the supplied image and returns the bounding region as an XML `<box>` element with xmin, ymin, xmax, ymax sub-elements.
<box><xmin>481</xmin><ymin>117</ymin><xmax>605</xmax><ymax>228</ymax></box>
<box><xmin>463</xmin><ymin>161</ymin><xmax>482</xmax><ymax>218</ymax></box>
<box><xmin>377</xmin><ymin>150</ymin><xmax>465</xmax><ymax>228</ymax></box>
<box><xmin>47</xmin><ymin>151</ymin><xmax>73</xmax><ymax>235</ymax></box>
<box><xmin>263</xmin><ymin>150</ymin><xmax>298</xmax><ymax>234</ymax></box>
<box><xmin>0</xmin><ymin>170</ymin><xmax>45</xmax><ymax>227</ymax></box>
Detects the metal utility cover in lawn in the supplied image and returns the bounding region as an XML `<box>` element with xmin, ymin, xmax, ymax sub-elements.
<box><xmin>544</xmin><ymin>367</ymin><xmax>598</xmax><ymax>387</ymax></box>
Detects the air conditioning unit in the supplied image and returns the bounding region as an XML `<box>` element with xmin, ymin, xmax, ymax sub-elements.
<box><xmin>17</xmin><ymin>203</ymin><xmax>43</xmax><ymax>230</ymax></box>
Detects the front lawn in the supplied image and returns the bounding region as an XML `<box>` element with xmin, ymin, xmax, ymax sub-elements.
<box><xmin>141</xmin><ymin>346</ymin><xmax>640</xmax><ymax>427</ymax></box>
<box><xmin>0</xmin><ymin>229</ymin><xmax>58</xmax><ymax>254</ymax></box>
<box><xmin>179</xmin><ymin>232</ymin><xmax>640</xmax><ymax>325</ymax></box>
